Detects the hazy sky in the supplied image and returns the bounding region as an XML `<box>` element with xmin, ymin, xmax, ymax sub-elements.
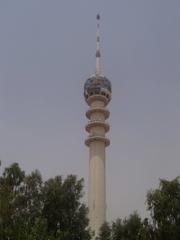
<box><xmin>0</xmin><ymin>0</ymin><xmax>180</xmax><ymax>221</ymax></box>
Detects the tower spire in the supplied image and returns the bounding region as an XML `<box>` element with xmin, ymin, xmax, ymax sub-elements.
<box><xmin>96</xmin><ymin>14</ymin><xmax>101</xmax><ymax>76</ymax></box>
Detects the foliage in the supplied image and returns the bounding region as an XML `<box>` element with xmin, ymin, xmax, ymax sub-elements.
<box><xmin>97</xmin><ymin>222</ymin><xmax>111</xmax><ymax>240</ymax></box>
<box><xmin>146</xmin><ymin>177</ymin><xmax>180</xmax><ymax>240</ymax></box>
<box><xmin>98</xmin><ymin>177</ymin><xmax>180</xmax><ymax>240</ymax></box>
<box><xmin>137</xmin><ymin>218</ymin><xmax>154</xmax><ymax>240</ymax></box>
<box><xmin>97</xmin><ymin>212</ymin><xmax>142</xmax><ymax>240</ymax></box>
<box><xmin>0</xmin><ymin>162</ymin><xmax>91</xmax><ymax>240</ymax></box>
<box><xmin>42</xmin><ymin>175</ymin><xmax>90</xmax><ymax>239</ymax></box>
<box><xmin>111</xmin><ymin>212</ymin><xmax>142</xmax><ymax>240</ymax></box>
<box><xmin>1</xmin><ymin>162</ymin><xmax>179</xmax><ymax>240</ymax></box>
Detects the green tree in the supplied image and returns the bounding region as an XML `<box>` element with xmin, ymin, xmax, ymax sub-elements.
<box><xmin>146</xmin><ymin>177</ymin><xmax>180</xmax><ymax>240</ymax></box>
<box><xmin>0</xmin><ymin>163</ymin><xmax>26</xmax><ymax>239</ymax></box>
<box><xmin>0</xmin><ymin>163</ymin><xmax>91</xmax><ymax>240</ymax></box>
<box><xmin>42</xmin><ymin>175</ymin><xmax>91</xmax><ymax>240</ymax></box>
<box><xmin>99</xmin><ymin>212</ymin><xmax>142</xmax><ymax>240</ymax></box>
<box><xmin>97</xmin><ymin>222</ymin><xmax>111</xmax><ymax>240</ymax></box>
<box><xmin>111</xmin><ymin>218</ymin><xmax>124</xmax><ymax>240</ymax></box>
<box><xmin>137</xmin><ymin>218</ymin><xmax>154</xmax><ymax>240</ymax></box>
<box><xmin>123</xmin><ymin>212</ymin><xmax>142</xmax><ymax>240</ymax></box>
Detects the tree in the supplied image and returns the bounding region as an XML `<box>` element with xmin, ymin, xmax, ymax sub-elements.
<box><xmin>111</xmin><ymin>218</ymin><xmax>124</xmax><ymax>240</ymax></box>
<box><xmin>42</xmin><ymin>175</ymin><xmax>91</xmax><ymax>240</ymax></box>
<box><xmin>146</xmin><ymin>177</ymin><xmax>180</xmax><ymax>240</ymax></box>
<box><xmin>0</xmin><ymin>162</ymin><xmax>91</xmax><ymax>240</ymax></box>
<box><xmin>137</xmin><ymin>218</ymin><xmax>154</xmax><ymax>240</ymax></box>
<box><xmin>98</xmin><ymin>212</ymin><xmax>142</xmax><ymax>240</ymax></box>
<box><xmin>97</xmin><ymin>222</ymin><xmax>111</xmax><ymax>240</ymax></box>
<box><xmin>0</xmin><ymin>163</ymin><xmax>26</xmax><ymax>239</ymax></box>
<box><xmin>123</xmin><ymin>212</ymin><xmax>142</xmax><ymax>240</ymax></box>
<box><xmin>112</xmin><ymin>212</ymin><xmax>141</xmax><ymax>240</ymax></box>
<box><xmin>98</xmin><ymin>177</ymin><xmax>180</xmax><ymax>240</ymax></box>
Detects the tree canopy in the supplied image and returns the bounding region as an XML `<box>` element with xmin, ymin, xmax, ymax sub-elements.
<box><xmin>0</xmin><ymin>162</ymin><xmax>179</xmax><ymax>240</ymax></box>
<box><xmin>146</xmin><ymin>177</ymin><xmax>180</xmax><ymax>240</ymax></box>
<box><xmin>0</xmin><ymin>163</ymin><xmax>91</xmax><ymax>240</ymax></box>
<box><xmin>98</xmin><ymin>177</ymin><xmax>180</xmax><ymax>240</ymax></box>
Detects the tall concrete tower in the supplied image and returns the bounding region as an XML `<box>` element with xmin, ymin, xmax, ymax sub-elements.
<box><xmin>84</xmin><ymin>15</ymin><xmax>112</xmax><ymax>237</ymax></box>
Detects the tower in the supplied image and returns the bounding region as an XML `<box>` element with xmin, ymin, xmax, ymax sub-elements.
<box><xmin>84</xmin><ymin>15</ymin><xmax>112</xmax><ymax>237</ymax></box>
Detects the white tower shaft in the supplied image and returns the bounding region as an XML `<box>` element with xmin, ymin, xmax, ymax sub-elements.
<box><xmin>89</xmin><ymin>140</ymin><xmax>106</xmax><ymax>233</ymax></box>
<box><xmin>85</xmin><ymin>97</ymin><xmax>110</xmax><ymax>237</ymax></box>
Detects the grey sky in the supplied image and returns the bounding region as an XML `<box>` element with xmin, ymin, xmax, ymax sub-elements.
<box><xmin>0</xmin><ymin>0</ymin><xmax>180</xmax><ymax>221</ymax></box>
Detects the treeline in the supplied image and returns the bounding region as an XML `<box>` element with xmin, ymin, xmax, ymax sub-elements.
<box><xmin>97</xmin><ymin>177</ymin><xmax>180</xmax><ymax>240</ymax></box>
<box><xmin>0</xmin><ymin>162</ymin><xmax>179</xmax><ymax>240</ymax></box>
<box><xmin>0</xmin><ymin>163</ymin><xmax>91</xmax><ymax>240</ymax></box>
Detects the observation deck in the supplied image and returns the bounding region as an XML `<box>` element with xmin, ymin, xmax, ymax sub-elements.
<box><xmin>84</xmin><ymin>75</ymin><xmax>111</xmax><ymax>106</ymax></box>
<box><xmin>84</xmin><ymin>75</ymin><xmax>111</xmax><ymax>148</ymax></box>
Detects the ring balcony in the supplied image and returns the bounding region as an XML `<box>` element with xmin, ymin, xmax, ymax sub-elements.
<box><xmin>85</xmin><ymin>120</ymin><xmax>110</xmax><ymax>133</ymax></box>
<box><xmin>86</xmin><ymin>107</ymin><xmax>110</xmax><ymax>120</ymax></box>
<box><xmin>85</xmin><ymin>135</ymin><xmax>110</xmax><ymax>147</ymax></box>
